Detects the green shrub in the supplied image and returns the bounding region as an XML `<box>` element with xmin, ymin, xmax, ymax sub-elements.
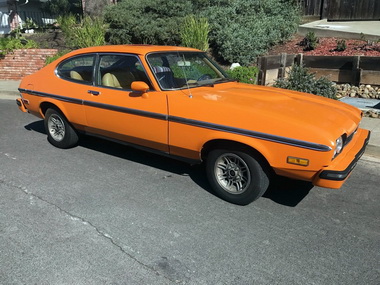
<box><xmin>58</xmin><ymin>15</ymin><xmax>106</xmax><ymax>48</ymax></box>
<box><xmin>274</xmin><ymin>64</ymin><xmax>337</xmax><ymax>99</ymax></box>
<box><xmin>8</xmin><ymin>27</ymin><xmax>23</xmax><ymax>39</ymax></box>
<box><xmin>201</xmin><ymin>0</ymin><xmax>301</xmax><ymax>65</ymax></box>
<box><xmin>105</xmin><ymin>0</ymin><xmax>192</xmax><ymax>45</ymax></box>
<box><xmin>45</xmin><ymin>49</ymin><xmax>70</xmax><ymax>65</ymax></box>
<box><xmin>226</xmin><ymin>66</ymin><xmax>259</xmax><ymax>84</ymax></box>
<box><xmin>180</xmin><ymin>15</ymin><xmax>209</xmax><ymax>51</ymax></box>
<box><xmin>104</xmin><ymin>0</ymin><xmax>301</xmax><ymax>64</ymax></box>
<box><xmin>57</xmin><ymin>14</ymin><xmax>76</xmax><ymax>34</ymax></box>
<box><xmin>336</xmin><ymin>39</ymin><xmax>346</xmax><ymax>51</ymax></box>
<box><xmin>300</xmin><ymin>32</ymin><xmax>318</xmax><ymax>51</ymax></box>
<box><xmin>24</xmin><ymin>18</ymin><xmax>38</xmax><ymax>30</ymax></box>
<box><xmin>0</xmin><ymin>37</ymin><xmax>38</xmax><ymax>56</ymax></box>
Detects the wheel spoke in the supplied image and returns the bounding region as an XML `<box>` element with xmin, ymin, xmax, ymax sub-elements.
<box><xmin>226</xmin><ymin>179</ymin><xmax>233</xmax><ymax>189</ymax></box>
<box><xmin>236</xmin><ymin>181</ymin><xmax>243</xmax><ymax>191</ymax></box>
<box><xmin>48</xmin><ymin>114</ymin><xmax>65</xmax><ymax>142</ymax></box>
<box><xmin>217</xmin><ymin>162</ymin><xmax>227</xmax><ymax>171</ymax></box>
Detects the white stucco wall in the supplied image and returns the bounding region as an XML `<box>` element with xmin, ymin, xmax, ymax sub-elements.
<box><xmin>0</xmin><ymin>8</ymin><xmax>10</xmax><ymax>34</ymax></box>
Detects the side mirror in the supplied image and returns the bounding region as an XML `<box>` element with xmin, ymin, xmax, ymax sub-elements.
<box><xmin>131</xmin><ymin>81</ymin><xmax>149</xmax><ymax>93</ymax></box>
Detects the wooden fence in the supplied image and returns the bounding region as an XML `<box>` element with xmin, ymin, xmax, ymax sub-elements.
<box><xmin>257</xmin><ymin>54</ymin><xmax>380</xmax><ymax>86</ymax></box>
<box><xmin>300</xmin><ymin>0</ymin><xmax>324</xmax><ymax>17</ymax></box>
<box><xmin>299</xmin><ymin>0</ymin><xmax>380</xmax><ymax>20</ymax></box>
<box><xmin>326</xmin><ymin>0</ymin><xmax>380</xmax><ymax>21</ymax></box>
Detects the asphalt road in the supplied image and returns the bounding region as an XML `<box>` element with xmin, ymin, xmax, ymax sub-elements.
<box><xmin>1</xmin><ymin>99</ymin><xmax>379</xmax><ymax>285</ymax></box>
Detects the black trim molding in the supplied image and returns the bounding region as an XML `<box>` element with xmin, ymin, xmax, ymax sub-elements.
<box><xmin>83</xmin><ymin>100</ymin><xmax>167</xmax><ymax>121</ymax></box>
<box><xmin>19</xmin><ymin>88</ymin><xmax>332</xmax><ymax>152</ymax></box>
<box><xmin>169</xmin><ymin>116</ymin><xmax>331</xmax><ymax>152</ymax></box>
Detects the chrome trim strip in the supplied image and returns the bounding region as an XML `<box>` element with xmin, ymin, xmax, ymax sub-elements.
<box><xmin>19</xmin><ymin>88</ymin><xmax>332</xmax><ymax>152</ymax></box>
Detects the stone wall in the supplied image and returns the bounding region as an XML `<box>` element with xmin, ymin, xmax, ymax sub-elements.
<box><xmin>336</xmin><ymin>84</ymin><xmax>380</xmax><ymax>99</ymax></box>
<box><xmin>0</xmin><ymin>49</ymin><xmax>58</xmax><ymax>80</ymax></box>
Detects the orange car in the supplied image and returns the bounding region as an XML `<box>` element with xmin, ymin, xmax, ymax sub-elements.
<box><xmin>17</xmin><ymin>45</ymin><xmax>370</xmax><ymax>205</ymax></box>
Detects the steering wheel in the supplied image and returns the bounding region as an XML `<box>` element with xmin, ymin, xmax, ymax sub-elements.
<box><xmin>197</xmin><ymin>74</ymin><xmax>212</xmax><ymax>81</ymax></box>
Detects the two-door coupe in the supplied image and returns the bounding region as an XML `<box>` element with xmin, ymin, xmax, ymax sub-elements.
<box><xmin>17</xmin><ymin>45</ymin><xmax>370</xmax><ymax>205</ymax></box>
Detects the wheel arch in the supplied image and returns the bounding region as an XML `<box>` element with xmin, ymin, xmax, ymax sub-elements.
<box><xmin>201</xmin><ymin>139</ymin><xmax>273</xmax><ymax>175</ymax></box>
<box><xmin>40</xmin><ymin>101</ymin><xmax>62</xmax><ymax>118</ymax></box>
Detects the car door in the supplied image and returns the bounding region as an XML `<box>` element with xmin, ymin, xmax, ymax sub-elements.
<box><xmin>83</xmin><ymin>53</ymin><xmax>169</xmax><ymax>152</ymax></box>
<box><xmin>51</xmin><ymin>53</ymin><xmax>96</xmax><ymax>130</ymax></box>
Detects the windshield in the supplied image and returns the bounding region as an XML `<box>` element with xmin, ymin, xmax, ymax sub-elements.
<box><xmin>146</xmin><ymin>52</ymin><xmax>231</xmax><ymax>90</ymax></box>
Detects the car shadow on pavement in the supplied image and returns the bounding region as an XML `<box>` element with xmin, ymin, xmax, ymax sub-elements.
<box><xmin>24</xmin><ymin>120</ymin><xmax>46</xmax><ymax>134</ymax></box>
<box><xmin>24</xmin><ymin>119</ymin><xmax>313</xmax><ymax>207</ymax></box>
<box><xmin>78</xmin><ymin>135</ymin><xmax>213</xmax><ymax>192</ymax></box>
<box><xmin>263</xmin><ymin>177</ymin><xmax>314</xmax><ymax>207</ymax></box>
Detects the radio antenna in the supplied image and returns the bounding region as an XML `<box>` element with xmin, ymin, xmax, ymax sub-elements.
<box><xmin>178</xmin><ymin>51</ymin><xmax>192</xmax><ymax>98</ymax></box>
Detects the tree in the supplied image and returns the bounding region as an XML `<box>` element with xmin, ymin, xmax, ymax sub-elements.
<box><xmin>105</xmin><ymin>0</ymin><xmax>301</xmax><ymax>65</ymax></box>
<box><xmin>83</xmin><ymin>0</ymin><xmax>117</xmax><ymax>17</ymax></box>
<box><xmin>41</xmin><ymin>0</ymin><xmax>83</xmax><ymax>16</ymax></box>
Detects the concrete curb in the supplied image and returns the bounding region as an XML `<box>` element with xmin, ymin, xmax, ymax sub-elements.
<box><xmin>0</xmin><ymin>94</ymin><xmax>19</xmax><ymax>100</ymax></box>
<box><xmin>0</xmin><ymin>80</ymin><xmax>20</xmax><ymax>100</ymax></box>
<box><xmin>298</xmin><ymin>19</ymin><xmax>380</xmax><ymax>41</ymax></box>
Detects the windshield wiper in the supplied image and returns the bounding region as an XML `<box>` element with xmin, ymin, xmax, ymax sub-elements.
<box><xmin>197</xmin><ymin>82</ymin><xmax>214</xmax><ymax>87</ymax></box>
<box><xmin>197</xmin><ymin>78</ymin><xmax>236</xmax><ymax>87</ymax></box>
<box><xmin>214</xmin><ymin>78</ymin><xmax>237</xmax><ymax>84</ymax></box>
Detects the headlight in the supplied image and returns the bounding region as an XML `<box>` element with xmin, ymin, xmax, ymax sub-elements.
<box><xmin>334</xmin><ymin>136</ymin><xmax>344</xmax><ymax>157</ymax></box>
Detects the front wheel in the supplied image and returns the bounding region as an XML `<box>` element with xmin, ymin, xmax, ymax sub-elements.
<box><xmin>44</xmin><ymin>108</ymin><xmax>78</xmax><ymax>149</ymax></box>
<box><xmin>206</xmin><ymin>149</ymin><xmax>269</xmax><ymax>205</ymax></box>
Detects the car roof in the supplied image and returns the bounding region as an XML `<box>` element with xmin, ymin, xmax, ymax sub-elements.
<box><xmin>67</xmin><ymin>45</ymin><xmax>201</xmax><ymax>57</ymax></box>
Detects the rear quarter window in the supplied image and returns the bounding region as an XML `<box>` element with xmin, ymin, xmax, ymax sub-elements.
<box><xmin>57</xmin><ymin>54</ymin><xmax>95</xmax><ymax>83</ymax></box>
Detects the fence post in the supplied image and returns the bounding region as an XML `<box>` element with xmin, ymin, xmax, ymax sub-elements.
<box><xmin>257</xmin><ymin>56</ymin><xmax>267</xmax><ymax>86</ymax></box>
<box><xmin>295</xmin><ymin>53</ymin><xmax>304</xmax><ymax>66</ymax></box>
<box><xmin>278</xmin><ymin>53</ymin><xmax>287</xmax><ymax>79</ymax></box>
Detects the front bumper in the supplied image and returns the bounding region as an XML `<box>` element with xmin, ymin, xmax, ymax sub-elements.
<box><xmin>313</xmin><ymin>128</ymin><xmax>370</xmax><ymax>189</ymax></box>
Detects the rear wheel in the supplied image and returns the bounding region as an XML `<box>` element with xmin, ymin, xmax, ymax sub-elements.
<box><xmin>44</xmin><ymin>108</ymin><xmax>78</xmax><ymax>149</ymax></box>
<box><xmin>206</xmin><ymin>149</ymin><xmax>269</xmax><ymax>205</ymax></box>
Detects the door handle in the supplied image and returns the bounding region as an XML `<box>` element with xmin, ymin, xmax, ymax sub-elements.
<box><xmin>88</xmin><ymin>90</ymin><xmax>100</xmax><ymax>96</ymax></box>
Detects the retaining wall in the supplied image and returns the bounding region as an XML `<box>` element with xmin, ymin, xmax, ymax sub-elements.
<box><xmin>258</xmin><ymin>54</ymin><xmax>380</xmax><ymax>86</ymax></box>
<box><xmin>0</xmin><ymin>49</ymin><xmax>58</xmax><ymax>80</ymax></box>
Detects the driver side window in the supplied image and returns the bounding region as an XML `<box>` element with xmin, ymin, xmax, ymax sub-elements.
<box><xmin>98</xmin><ymin>54</ymin><xmax>152</xmax><ymax>90</ymax></box>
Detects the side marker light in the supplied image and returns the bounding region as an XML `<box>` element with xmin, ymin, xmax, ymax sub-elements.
<box><xmin>287</xmin><ymin>156</ymin><xmax>309</xmax><ymax>166</ymax></box>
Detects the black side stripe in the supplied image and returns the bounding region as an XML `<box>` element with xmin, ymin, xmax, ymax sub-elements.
<box><xmin>19</xmin><ymin>88</ymin><xmax>331</xmax><ymax>152</ymax></box>
<box><xmin>19</xmin><ymin>88</ymin><xmax>83</xmax><ymax>105</ymax></box>
<box><xmin>19</xmin><ymin>88</ymin><xmax>167</xmax><ymax>121</ymax></box>
<box><xmin>83</xmin><ymin>101</ymin><xmax>168</xmax><ymax>121</ymax></box>
<box><xmin>169</xmin><ymin>116</ymin><xmax>331</xmax><ymax>152</ymax></box>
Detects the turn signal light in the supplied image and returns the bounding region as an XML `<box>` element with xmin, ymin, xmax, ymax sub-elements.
<box><xmin>287</xmin><ymin>156</ymin><xmax>309</xmax><ymax>166</ymax></box>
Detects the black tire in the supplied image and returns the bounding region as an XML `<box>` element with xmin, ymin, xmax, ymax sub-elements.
<box><xmin>44</xmin><ymin>108</ymin><xmax>78</xmax><ymax>149</ymax></box>
<box><xmin>206</xmin><ymin>149</ymin><xmax>269</xmax><ymax>205</ymax></box>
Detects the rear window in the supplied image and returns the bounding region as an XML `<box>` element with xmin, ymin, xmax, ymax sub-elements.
<box><xmin>57</xmin><ymin>55</ymin><xmax>95</xmax><ymax>83</ymax></box>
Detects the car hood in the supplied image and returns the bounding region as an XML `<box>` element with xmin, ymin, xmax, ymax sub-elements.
<box><xmin>175</xmin><ymin>83</ymin><xmax>362</xmax><ymax>147</ymax></box>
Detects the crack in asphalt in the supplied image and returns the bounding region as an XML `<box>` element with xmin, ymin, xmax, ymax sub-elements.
<box><xmin>0</xmin><ymin>177</ymin><xmax>179</xmax><ymax>284</ymax></box>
